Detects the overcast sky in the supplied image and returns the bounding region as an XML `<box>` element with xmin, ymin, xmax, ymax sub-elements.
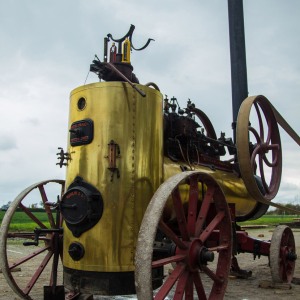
<box><xmin>0</xmin><ymin>0</ymin><xmax>299</xmax><ymax>208</ymax></box>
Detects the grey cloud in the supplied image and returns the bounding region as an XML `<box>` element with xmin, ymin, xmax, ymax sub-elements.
<box><xmin>0</xmin><ymin>135</ymin><xmax>17</xmax><ymax>151</ymax></box>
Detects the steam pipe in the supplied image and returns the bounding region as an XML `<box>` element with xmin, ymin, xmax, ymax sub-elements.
<box><xmin>227</xmin><ymin>0</ymin><xmax>248</xmax><ymax>142</ymax></box>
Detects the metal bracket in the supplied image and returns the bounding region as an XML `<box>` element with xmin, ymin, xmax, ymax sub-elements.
<box><xmin>56</xmin><ymin>147</ymin><xmax>71</xmax><ymax>168</ymax></box>
<box><xmin>105</xmin><ymin>140</ymin><xmax>121</xmax><ymax>182</ymax></box>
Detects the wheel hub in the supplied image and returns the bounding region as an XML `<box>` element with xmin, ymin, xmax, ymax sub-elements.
<box><xmin>199</xmin><ymin>247</ymin><xmax>215</xmax><ymax>264</ymax></box>
<box><xmin>186</xmin><ymin>239</ymin><xmax>215</xmax><ymax>271</ymax></box>
<box><xmin>285</xmin><ymin>249</ymin><xmax>297</xmax><ymax>262</ymax></box>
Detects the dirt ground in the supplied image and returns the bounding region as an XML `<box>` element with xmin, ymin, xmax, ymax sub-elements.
<box><xmin>224</xmin><ymin>227</ymin><xmax>300</xmax><ymax>300</ymax></box>
<box><xmin>0</xmin><ymin>227</ymin><xmax>300</xmax><ymax>300</ymax></box>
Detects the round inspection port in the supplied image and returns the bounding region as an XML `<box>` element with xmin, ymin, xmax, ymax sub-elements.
<box><xmin>77</xmin><ymin>97</ymin><xmax>86</xmax><ymax>110</ymax></box>
<box><xmin>68</xmin><ymin>242</ymin><xmax>85</xmax><ymax>261</ymax></box>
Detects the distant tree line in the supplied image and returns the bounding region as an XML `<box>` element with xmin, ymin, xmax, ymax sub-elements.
<box><xmin>267</xmin><ymin>204</ymin><xmax>300</xmax><ymax>215</ymax></box>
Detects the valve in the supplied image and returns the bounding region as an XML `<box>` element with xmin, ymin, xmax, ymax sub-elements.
<box><xmin>164</xmin><ymin>95</ymin><xmax>182</xmax><ymax>114</ymax></box>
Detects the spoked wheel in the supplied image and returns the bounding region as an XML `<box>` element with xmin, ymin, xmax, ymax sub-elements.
<box><xmin>236</xmin><ymin>95</ymin><xmax>282</xmax><ymax>201</ymax></box>
<box><xmin>135</xmin><ymin>171</ymin><xmax>232</xmax><ymax>300</ymax></box>
<box><xmin>270</xmin><ymin>225</ymin><xmax>297</xmax><ymax>283</ymax></box>
<box><xmin>0</xmin><ymin>179</ymin><xmax>65</xmax><ymax>300</ymax></box>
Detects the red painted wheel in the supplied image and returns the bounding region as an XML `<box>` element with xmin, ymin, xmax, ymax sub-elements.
<box><xmin>237</xmin><ymin>95</ymin><xmax>282</xmax><ymax>201</ymax></box>
<box><xmin>135</xmin><ymin>171</ymin><xmax>232</xmax><ymax>300</ymax></box>
<box><xmin>270</xmin><ymin>225</ymin><xmax>297</xmax><ymax>283</ymax></box>
<box><xmin>0</xmin><ymin>180</ymin><xmax>65</xmax><ymax>300</ymax></box>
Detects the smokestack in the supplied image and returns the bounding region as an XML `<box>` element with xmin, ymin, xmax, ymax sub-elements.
<box><xmin>228</xmin><ymin>0</ymin><xmax>248</xmax><ymax>142</ymax></box>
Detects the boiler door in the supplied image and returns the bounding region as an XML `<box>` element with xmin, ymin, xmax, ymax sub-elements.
<box><xmin>61</xmin><ymin>177</ymin><xmax>103</xmax><ymax>237</ymax></box>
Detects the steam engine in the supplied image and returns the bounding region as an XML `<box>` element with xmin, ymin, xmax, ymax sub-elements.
<box><xmin>59</xmin><ymin>25</ymin><xmax>264</xmax><ymax>296</ymax></box>
<box><xmin>1</xmin><ymin>20</ymin><xmax>298</xmax><ymax>300</ymax></box>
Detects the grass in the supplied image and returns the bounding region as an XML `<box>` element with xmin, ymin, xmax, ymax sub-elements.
<box><xmin>1</xmin><ymin>211</ymin><xmax>299</xmax><ymax>231</ymax></box>
<box><xmin>237</xmin><ymin>214</ymin><xmax>298</xmax><ymax>226</ymax></box>
<box><xmin>0</xmin><ymin>211</ymin><xmax>51</xmax><ymax>231</ymax></box>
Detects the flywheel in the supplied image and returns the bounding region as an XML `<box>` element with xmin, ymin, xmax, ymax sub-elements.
<box><xmin>236</xmin><ymin>95</ymin><xmax>282</xmax><ymax>202</ymax></box>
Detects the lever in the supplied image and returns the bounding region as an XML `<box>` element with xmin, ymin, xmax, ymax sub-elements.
<box><xmin>108</xmin><ymin>62</ymin><xmax>146</xmax><ymax>97</ymax></box>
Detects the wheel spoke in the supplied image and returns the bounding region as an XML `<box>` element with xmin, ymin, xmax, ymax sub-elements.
<box><xmin>282</xmin><ymin>230</ymin><xmax>290</xmax><ymax>245</ymax></box>
<box><xmin>199</xmin><ymin>211</ymin><xmax>225</xmax><ymax>243</ymax></box>
<box><xmin>262</xmin><ymin>152</ymin><xmax>277</xmax><ymax>168</ymax></box>
<box><xmin>251</xmin><ymin>142</ymin><xmax>279</xmax><ymax>170</ymax></box>
<box><xmin>264</xmin><ymin>148</ymin><xmax>279</xmax><ymax>167</ymax></box>
<box><xmin>208</xmin><ymin>243</ymin><xmax>230</xmax><ymax>252</ymax></box>
<box><xmin>286</xmin><ymin>260</ymin><xmax>294</xmax><ymax>275</ymax></box>
<box><xmin>193</xmin><ymin>272</ymin><xmax>207</xmax><ymax>299</ymax></box>
<box><xmin>172</xmin><ymin>187</ymin><xmax>189</xmax><ymax>241</ymax></box>
<box><xmin>265</xmin><ymin>116</ymin><xmax>273</xmax><ymax>145</ymax></box>
<box><xmin>159</xmin><ymin>220</ymin><xmax>188</xmax><ymax>250</ymax></box>
<box><xmin>18</xmin><ymin>203</ymin><xmax>48</xmax><ymax>229</ymax></box>
<box><xmin>258</xmin><ymin>155</ymin><xmax>270</xmax><ymax>193</ymax></box>
<box><xmin>201</xmin><ymin>265</ymin><xmax>223</xmax><ymax>284</ymax></box>
<box><xmin>187</xmin><ymin>175</ymin><xmax>199</xmax><ymax>236</ymax></box>
<box><xmin>195</xmin><ymin>185</ymin><xmax>215</xmax><ymax>237</ymax></box>
<box><xmin>168</xmin><ymin>270</ymin><xmax>189</xmax><ymax>300</ymax></box>
<box><xmin>154</xmin><ymin>263</ymin><xmax>186</xmax><ymax>300</ymax></box>
<box><xmin>152</xmin><ymin>254</ymin><xmax>185</xmax><ymax>268</ymax></box>
<box><xmin>250</xmin><ymin>143</ymin><xmax>261</xmax><ymax>168</ymax></box>
<box><xmin>184</xmin><ymin>275</ymin><xmax>194</xmax><ymax>300</ymax></box>
<box><xmin>249</xmin><ymin>126</ymin><xmax>261</xmax><ymax>144</ymax></box>
<box><xmin>280</xmin><ymin>254</ymin><xmax>287</xmax><ymax>280</ymax></box>
<box><xmin>38</xmin><ymin>185</ymin><xmax>55</xmax><ymax>228</ymax></box>
<box><xmin>8</xmin><ymin>246</ymin><xmax>51</xmax><ymax>270</ymax></box>
<box><xmin>173</xmin><ymin>270</ymin><xmax>189</xmax><ymax>300</ymax></box>
<box><xmin>23</xmin><ymin>250</ymin><xmax>53</xmax><ymax>295</ymax></box>
<box><xmin>254</xmin><ymin>102</ymin><xmax>264</xmax><ymax>141</ymax></box>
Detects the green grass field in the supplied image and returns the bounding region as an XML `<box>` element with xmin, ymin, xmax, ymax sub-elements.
<box><xmin>237</xmin><ymin>214</ymin><xmax>298</xmax><ymax>226</ymax></box>
<box><xmin>1</xmin><ymin>211</ymin><xmax>298</xmax><ymax>231</ymax></box>
<box><xmin>0</xmin><ymin>211</ymin><xmax>51</xmax><ymax>231</ymax></box>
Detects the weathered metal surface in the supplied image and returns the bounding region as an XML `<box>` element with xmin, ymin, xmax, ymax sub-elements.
<box><xmin>63</xmin><ymin>82</ymin><xmax>163</xmax><ymax>277</ymax></box>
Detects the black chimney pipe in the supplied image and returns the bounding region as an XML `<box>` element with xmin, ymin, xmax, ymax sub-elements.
<box><xmin>227</xmin><ymin>0</ymin><xmax>248</xmax><ymax>142</ymax></box>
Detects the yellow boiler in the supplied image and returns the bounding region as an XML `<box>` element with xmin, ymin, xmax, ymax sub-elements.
<box><xmin>61</xmin><ymin>81</ymin><xmax>163</xmax><ymax>294</ymax></box>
